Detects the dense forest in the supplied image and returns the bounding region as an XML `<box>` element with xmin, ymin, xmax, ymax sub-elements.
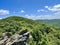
<box><xmin>0</xmin><ymin>16</ymin><xmax>60</xmax><ymax>45</ymax></box>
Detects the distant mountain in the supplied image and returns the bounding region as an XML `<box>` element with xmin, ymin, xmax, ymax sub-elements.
<box><xmin>0</xmin><ymin>16</ymin><xmax>60</xmax><ymax>45</ymax></box>
<box><xmin>38</xmin><ymin>19</ymin><xmax>60</xmax><ymax>28</ymax></box>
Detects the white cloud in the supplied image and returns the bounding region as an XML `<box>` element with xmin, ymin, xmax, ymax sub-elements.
<box><xmin>0</xmin><ymin>18</ymin><xmax>2</xmax><ymax>19</ymax></box>
<box><xmin>25</xmin><ymin>14</ymin><xmax>60</xmax><ymax>20</ymax></box>
<box><xmin>45</xmin><ymin>6</ymin><xmax>49</xmax><ymax>8</ymax></box>
<box><xmin>25</xmin><ymin>4</ymin><xmax>60</xmax><ymax>20</ymax></box>
<box><xmin>37</xmin><ymin>9</ymin><xmax>45</xmax><ymax>12</ymax></box>
<box><xmin>25</xmin><ymin>14</ymin><xmax>29</xmax><ymax>16</ymax></box>
<box><xmin>44</xmin><ymin>4</ymin><xmax>60</xmax><ymax>19</ymax></box>
<box><xmin>20</xmin><ymin>10</ymin><xmax>25</xmax><ymax>13</ymax></box>
<box><xmin>54</xmin><ymin>11</ymin><xmax>60</xmax><ymax>15</ymax></box>
<box><xmin>45</xmin><ymin>4</ymin><xmax>60</xmax><ymax>11</ymax></box>
<box><xmin>0</xmin><ymin>9</ymin><xmax>9</xmax><ymax>15</ymax></box>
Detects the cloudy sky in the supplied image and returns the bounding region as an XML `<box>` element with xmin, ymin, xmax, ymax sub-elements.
<box><xmin>0</xmin><ymin>0</ymin><xmax>60</xmax><ymax>20</ymax></box>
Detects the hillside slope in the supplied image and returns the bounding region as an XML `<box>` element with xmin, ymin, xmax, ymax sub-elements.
<box><xmin>0</xmin><ymin>16</ymin><xmax>60</xmax><ymax>45</ymax></box>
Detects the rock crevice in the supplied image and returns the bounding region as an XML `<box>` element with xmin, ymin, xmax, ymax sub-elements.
<box><xmin>0</xmin><ymin>30</ymin><xmax>30</xmax><ymax>45</ymax></box>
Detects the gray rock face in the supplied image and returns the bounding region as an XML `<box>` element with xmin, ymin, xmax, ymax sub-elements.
<box><xmin>0</xmin><ymin>30</ymin><xmax>30</xmax><ymax>45</ymax></box>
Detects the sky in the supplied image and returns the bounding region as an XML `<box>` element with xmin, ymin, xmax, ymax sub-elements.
<box><xmin>0</xmin><ymin>0</ymin><xmax>60</xmax><ymax>20</ymax></box>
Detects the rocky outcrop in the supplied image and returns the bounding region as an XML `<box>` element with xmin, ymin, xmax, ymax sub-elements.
<box><xmin>0</xmin><ymin>30</ymin><xmax>30</xmax><ymax>45</ymax></box>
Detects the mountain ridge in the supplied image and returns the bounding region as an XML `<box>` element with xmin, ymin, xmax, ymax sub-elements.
<box><xmin>0</xmin><ymin>16</ymin><xmax>60</xmax><ymax>45</ymax></box>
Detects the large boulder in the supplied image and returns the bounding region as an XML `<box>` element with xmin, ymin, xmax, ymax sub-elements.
<box><xmin>0</xmin><ymin>30</ymin><xmax>30</xmax><ymax>45</ymax></box>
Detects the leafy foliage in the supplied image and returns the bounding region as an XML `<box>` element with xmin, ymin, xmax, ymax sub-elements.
<box><xmin>0</xmin><ymin>16</ymin><xmax>60</xmax><ymax>45</ymax></box>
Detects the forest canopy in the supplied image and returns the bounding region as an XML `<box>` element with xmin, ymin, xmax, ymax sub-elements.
<box><xmin>0</xmin><ymin>16</ymin><xmax>60</xmax><ymax>45</ymax></box>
